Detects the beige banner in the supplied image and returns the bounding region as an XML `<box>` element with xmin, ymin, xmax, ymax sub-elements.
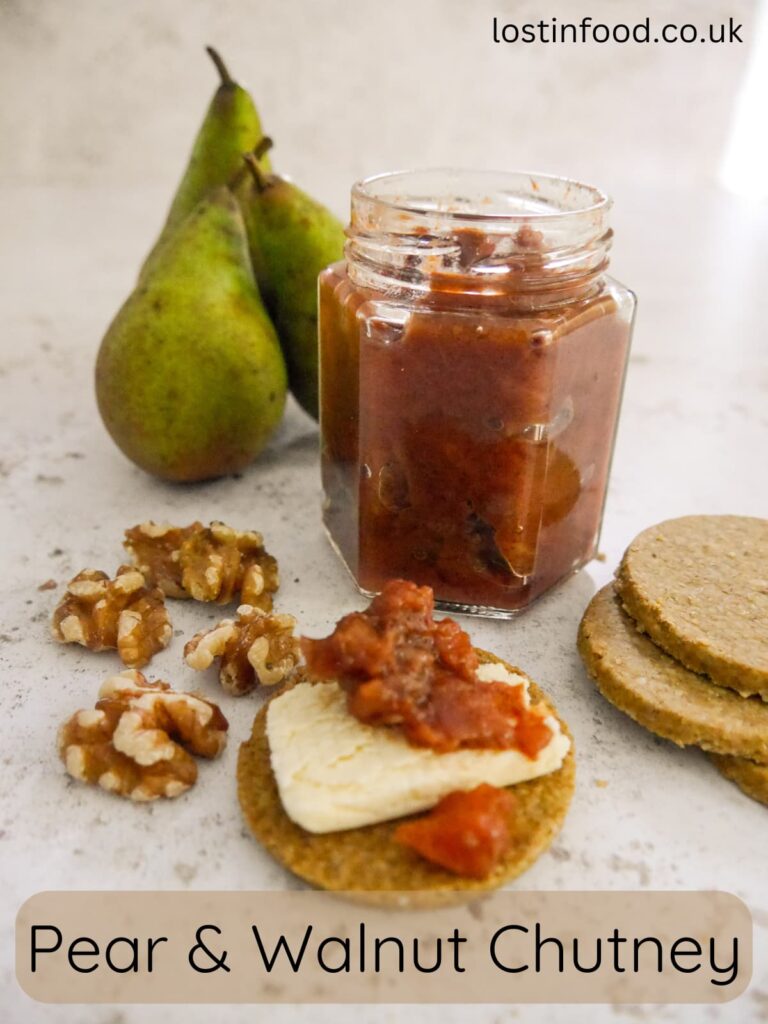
<box><xmin>16</xmin><ymin>890</ymin><xmax>751</xmax><ymax>1004</ymax></box>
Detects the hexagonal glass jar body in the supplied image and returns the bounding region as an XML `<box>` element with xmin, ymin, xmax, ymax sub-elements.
<box><xmin>319</xmin><ymin>170</ymin><xmax>635</xmax><ymax>616</ymax></box>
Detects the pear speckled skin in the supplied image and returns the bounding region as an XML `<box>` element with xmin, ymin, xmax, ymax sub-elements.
<box><xmin>96</xmin><ymin>187</ymin><xmax>287</xmax><ymax>483</ymax></box>
<box><xmin>238</xmin><ymin>169</ymin><xmax>346</xmax><ymax>420</ymax></box>
<box><xmin>141</xmin><ymin>47</ymin><xmax>270</xmax><ymax>279</ymax></box>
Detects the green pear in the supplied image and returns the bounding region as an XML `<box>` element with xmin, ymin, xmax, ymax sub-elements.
<box><xmin>96</xmin><ymin>187</ymin><xmax>287</xmax><ymax>482</ymax></box>
<box><xmin>236</xmin><ymin>144</ymin><xmax>346</xmax><ymax>420</ymax></box>
<box><xmin>142</xmin><ymin>47</ymin><xmax>270</xmax><ymax>276</ymax></box>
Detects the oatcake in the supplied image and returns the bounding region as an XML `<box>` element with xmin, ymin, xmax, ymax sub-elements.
<box><xmin>578</xmin><ymin>585</ymin><xmax>768</xmax><ymax>763</ymax></box>
<box><xmin>709</xmin><ymin>753</ymin><xmax>768</xmax><ymax>807</ymax></box>
<box><xmin>615</xmin><ymin>515</ymin><xmax>768</xmax><ymax>698</ymax></box>
<box><xmin>237</xmin><ymin>651</ymin><xmax>575</xmax><ymax>899</ymax></box>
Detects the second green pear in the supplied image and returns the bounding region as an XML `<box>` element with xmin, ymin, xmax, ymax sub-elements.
<box><xmin>238</xmin><ymin>152</ymin><xmax>346</xmax><ymax>420</ymax></box>
<box><xmin>141</xmin><ymin>47</ymin><xmax>270</xmax><ymax>278</ymax></box>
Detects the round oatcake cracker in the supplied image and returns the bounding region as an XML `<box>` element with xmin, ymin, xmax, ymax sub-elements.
<box><xmin>615</xmin><ymin>515</ymin><xmax>768</xmax><ymax>698</ymax></box>
<box><xmin>578</xmin><ymin>585</ymin><xmax>768</xmax><ymax>763</ymax></box>
<box><xmin>709</xmin><ymin>754</ymin><xmax>768</xmax><ymax>807</ymax></box>
<box><xmin>237</xmin><ymin>651</ymin><xmax>575</xmax><ymax>900</ymax></box>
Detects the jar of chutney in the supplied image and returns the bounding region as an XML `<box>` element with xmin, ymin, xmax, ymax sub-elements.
<box><xmin>318</xmin><ymin>170</ymin><xmax>635</xmax><ymax>616</ymax></box>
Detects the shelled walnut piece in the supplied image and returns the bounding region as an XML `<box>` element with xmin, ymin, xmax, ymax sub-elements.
<box><xmin>125</xmin><ymin>520</ymin><xmax>279</xmax><ymax>610</ymax></box>
<box><xmin>51</xmin><ymin>566</ymin><xmax>172</xmax><ymax>668</ymax></box>
<box><xmin>58</xmin><ymin>670</ymin><xmax>229</xmax><ymax>801</ymax></box>
<box><xmin>123</xmin><ymin>522</ymin><xmax>201</xmax><ymax>598</ymax></box>
<box><xmin>185</xmin><ymin>605</ymin><xmax>300</xmax><ymax>695</ymax></box>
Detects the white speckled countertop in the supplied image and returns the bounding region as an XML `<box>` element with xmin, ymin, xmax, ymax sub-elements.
<box><xmin>2</xmin><ymin>1</ymin><xmax>767</xmax><ymax>1020</ymax></box>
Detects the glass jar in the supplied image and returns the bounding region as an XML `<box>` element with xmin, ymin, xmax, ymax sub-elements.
<box><xmin>318</xmin><ymin>169</ymin><xmax>635</xmax><ymax>616</ymax></box>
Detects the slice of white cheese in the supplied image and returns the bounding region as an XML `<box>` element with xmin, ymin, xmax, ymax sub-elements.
<box><xmin>266</xmin><ymin>663</ymin><xmax>570</xmax><ymax>834</ymax></box>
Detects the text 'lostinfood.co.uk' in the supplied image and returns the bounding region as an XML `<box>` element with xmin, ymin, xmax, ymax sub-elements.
<box><xmin>492</xmin><ymin>15</ymin><xmax>744</xmax><ymax>45</ymax></box>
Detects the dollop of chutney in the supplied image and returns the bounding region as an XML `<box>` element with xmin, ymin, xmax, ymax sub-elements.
<box><xmin>395</xmin><ymin>783</ymin><xmax>515</xmax><ymax>878</ymax></box>
<box><xmin>301</xmin><ymin>579</ymin><xmax>553</xmax><ymax>755</ymax></box>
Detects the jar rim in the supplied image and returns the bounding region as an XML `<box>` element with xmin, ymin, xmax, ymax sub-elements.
<box><xmin>352</xmin><ymin>168</ymin><xmax>611</xmax><ymax>225</ymax></box>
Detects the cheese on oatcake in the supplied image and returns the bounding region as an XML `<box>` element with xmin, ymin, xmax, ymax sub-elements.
<box><xmin>266</xmin><ymin>663</ymin><xmax>570</xmax><ymax>833</ymax></box>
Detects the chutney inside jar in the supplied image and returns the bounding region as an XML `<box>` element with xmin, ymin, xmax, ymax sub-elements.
<box><xmin>319</xmin><ymin>170</ymin><xmax>635</xmax><ymax>616</ymax></box>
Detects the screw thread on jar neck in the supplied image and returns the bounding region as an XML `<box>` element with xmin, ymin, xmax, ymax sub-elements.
<box><xmin>346</xmin><ymin>169</ymin><xmax>613</xmax><ymax>309</ymax></box>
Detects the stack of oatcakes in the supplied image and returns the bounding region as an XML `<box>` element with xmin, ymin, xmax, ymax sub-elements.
<box><xmin>578</xmin><ymin>515</ymin><xmax>768</xmax><ymax>805</ymax></box>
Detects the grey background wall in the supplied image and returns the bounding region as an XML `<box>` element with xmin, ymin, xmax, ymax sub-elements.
<box><xmin>0</xmin><ymin>0</ymin><xmax>756</xmax><ymax>217</ymax></box>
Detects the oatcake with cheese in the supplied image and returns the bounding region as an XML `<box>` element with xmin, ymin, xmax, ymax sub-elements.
<box><xmin>615</xmin><ymin>515</ymin><xmax>768</xmax><ymax>698</ymax></box>
<box><xmin>578</xmin><ymin>585</ymin><xmax>768</xmax><ymax>763</ymax></box>
<box><xmin>237</xmin><ymin>651</ymin><xmax>575</xmax><ymax>898</ymax></box>
<box><xmin>709</xmin><ymin>753</ymin><xmax>768</xmax><ymax>807</ymax></box>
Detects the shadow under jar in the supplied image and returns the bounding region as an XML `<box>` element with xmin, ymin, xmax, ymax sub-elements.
<box><xmin>319</xmin><ymin>170</ymin><xmax>635</xmax><ymax>617</ymax></box>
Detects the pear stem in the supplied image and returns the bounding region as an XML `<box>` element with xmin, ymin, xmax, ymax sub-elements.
<box><xmin>253</xmin><ymin>136</ymin><xmax>273</xmax><ymax>163</ymax></box>
<box><xmin>206</xmin><ymin>46</ymin><xmax>234</xmax><ymax>87</ymax></box>
<box><xmin>243</xmin><ymin>137</ymin><xmax>274</xmax><ymax>192</ymax></box>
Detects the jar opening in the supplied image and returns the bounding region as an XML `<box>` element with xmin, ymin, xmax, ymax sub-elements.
<box><xmin>353</xmin><ymin>169</ymin><xmax>610</xmax><ymax>226</ymax></box>
<box><xmin>347</xmin><ymin>169</ymin><xmax>613</xmax><ymax>306</ymax></box>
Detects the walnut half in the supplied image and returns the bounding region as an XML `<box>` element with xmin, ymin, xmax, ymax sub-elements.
<box><xmin>51</xmin><ymin>566</ymin><xmax>171</xmax><ymax>668</ymax></box>
<box><xmin>58</xmin><ymin>670</ymin><xmax>228</xmax><ymax>801</ymax></box>
<box><xmin>123</xmin><ymin>522</ymin><xmax>201</xmax><ymax>599</ymax></box>
<box><xmin>184</xmin><ymin>605</ymin><xmax>300</xmax><ymax>696</ymax></box>
<box><xmin>124</xmin><ymin>520</ymin><xmax>279</xmax><ymax>610</ymax></box>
